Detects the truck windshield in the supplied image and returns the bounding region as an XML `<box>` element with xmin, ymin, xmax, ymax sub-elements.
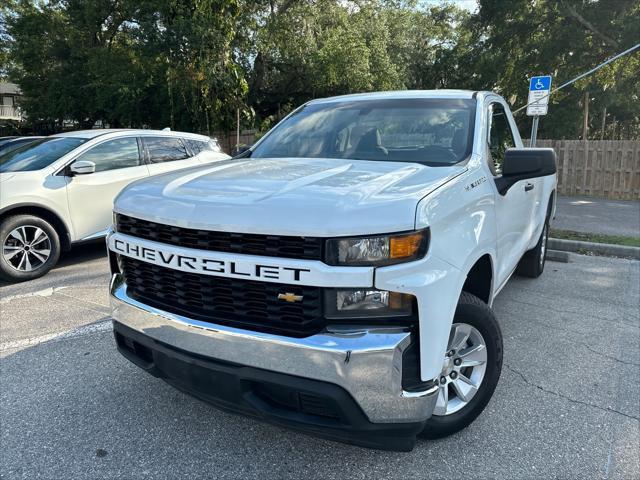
<box><xmin>251</xmin><ymin>98</ymin><xmax>476</xmax><ymax>166</ymax></box>
<box><xmin>0</xmin><ymin>137</ymin><xmax>87</xmax><ymax>172</ymax></box>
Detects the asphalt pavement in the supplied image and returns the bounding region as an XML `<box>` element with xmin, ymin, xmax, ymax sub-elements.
<box><xmin>1</xmin><ymin>244</ymin><xmax>639</xmax><ymax>479</ymax></box>
<box><xmin>554</xmin><ymin>196</ymin><xmax>640</xmax><ymax>238</ymax></box>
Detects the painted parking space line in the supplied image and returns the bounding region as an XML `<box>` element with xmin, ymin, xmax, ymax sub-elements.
<box><xmin>0</xmin><ymin>286</ymin><xmax>69</xmax><ymax>304</ymax></box>
<box><xmin>0</xmin><ymin>318</ymin><xmax>112</xmax><ymax>352</ymax></box>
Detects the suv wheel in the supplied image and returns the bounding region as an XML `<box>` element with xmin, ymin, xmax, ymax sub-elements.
<box><xmin>420</xmin><ymin>292</ymin><xmax>503</xmax><ymax>439</ymax></box>
<box><xmin>0</xmin><ymin>215</ymin><xmax>61</xmax><ymax>282</ymax></box>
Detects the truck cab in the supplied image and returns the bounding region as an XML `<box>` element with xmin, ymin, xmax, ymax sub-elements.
<box><xmin>107</xmin><ymin>90</ymin><xmax>556</xmax><ymax>451</ymax></box>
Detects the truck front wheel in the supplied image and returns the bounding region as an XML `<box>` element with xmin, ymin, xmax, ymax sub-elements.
<box><xmin>420</xmin><ymin>292</ymin><xmax>503</xmax><ymax>439</ymax></box>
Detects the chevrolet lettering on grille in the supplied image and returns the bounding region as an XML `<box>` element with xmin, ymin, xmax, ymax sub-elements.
<box><xmin>110</xmin><ymin>235</ymin><xmax>310</xmax><ymax>283</ymax></box>
<box><xmin>108</xmin><ymin>231</ymin><xmax>374</xmax><ymax>288</ymax></box>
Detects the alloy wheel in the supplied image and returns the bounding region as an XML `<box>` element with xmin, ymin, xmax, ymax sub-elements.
<box><xmin>433</xmin><ymin>322</ymin><xmax>488</xmax><ymax>416</ymax></box>
<box><xmin>2</xmin><ymin>225</ymin><xmax>52</xmax><ymax>272</ymax></box>
<box><xmin>540</xmin><ymin>223</ymin><xmax>548</xmax><ymax>268</ymax></box>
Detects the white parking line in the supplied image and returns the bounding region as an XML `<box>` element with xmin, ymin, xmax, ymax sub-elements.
<box><xmin>0</xmin><ymin>286</ymin><xmax>69</xmax><ymax>304</ymax></box>
<box><xmin>0</xmin><ymin>319</ymin><xmax>112</xmax><ymax>352</ymax></box>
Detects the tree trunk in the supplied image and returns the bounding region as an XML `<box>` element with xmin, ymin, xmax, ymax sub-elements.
<box><xmin>611</xmin><ymin>116</ymin><xmax>616</xmax><ymax>140</ymax></box>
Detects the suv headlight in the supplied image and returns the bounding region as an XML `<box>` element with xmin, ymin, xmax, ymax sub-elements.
<box><xmin>325</xmin><ymin>229</ymin><xmax>429</xmax><ymax>266</ymax></box>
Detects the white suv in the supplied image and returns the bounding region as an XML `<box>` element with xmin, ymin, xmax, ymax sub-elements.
<box><xmin>0</xmin><ymin>129</ymin><xmax>229</xmax><ymax>282</ymax></box>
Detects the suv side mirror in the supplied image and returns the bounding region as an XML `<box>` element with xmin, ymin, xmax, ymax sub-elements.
<box><xmin>69</xmin><ymin>160</ymin><xmax>96</xmax><ymax>175</ymax></box>
<box><xmin>495</xmin><ymin>148</ymin><xmax>556</xmax><ymax>195</ymax></box>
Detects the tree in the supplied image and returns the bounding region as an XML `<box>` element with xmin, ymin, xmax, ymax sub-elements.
<box><xmin>3</xmin><ymin>0</ymin><xmax>639</xmax><ymax>138</ymax></box>
<box><xmin>465</xmin><ymin>0</ymin><xmax>640</xmax><ymax>139</ymax></box>
<box><xmin>134</xmin><ymin>0</ymin><xmax>247</xmax><ymax>133</ymax></box>
<box><xmin>245</xmin><ymin>0</ymin><xmax>405</xmax><ymax>124</ymax></box>
<box><xmin>4</xmin><ymin>0</ymin><xmax>247</xmax><ymax>133</ymax></box>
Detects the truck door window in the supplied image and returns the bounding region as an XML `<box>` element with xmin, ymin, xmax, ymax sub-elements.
<box><xmin>487</xmin><ymin>104</ymin><xmax>515</xmax><ymax>175</ymax></box>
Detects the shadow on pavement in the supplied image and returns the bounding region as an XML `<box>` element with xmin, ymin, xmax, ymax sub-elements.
<box><xmin>0</xmin><ymin>241</ymin><xmax>108</xmax><ymax>289</ymax></box>
<box><xmin>56</xmin><ymin>241</ymin><xmax>108</xmax><ymax>268</ymax></box>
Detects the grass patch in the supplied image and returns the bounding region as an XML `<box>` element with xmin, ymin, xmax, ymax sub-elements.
<box><xmin>550</xmin><ymin>229</ymin><xmax>640</xmax><ymax>248</ymax></box>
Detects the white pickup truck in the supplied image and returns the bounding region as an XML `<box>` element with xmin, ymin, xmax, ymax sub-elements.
<box><xmin>107</xmin><ymin>90</ymin><xmax>557</xmax><ymax>451</ymax></box>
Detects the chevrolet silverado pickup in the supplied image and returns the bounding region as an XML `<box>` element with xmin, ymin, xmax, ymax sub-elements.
<box><xmin>107</xmin><ymin>90</ymin><xmax>557</xmax><ymax>451</ymax></box>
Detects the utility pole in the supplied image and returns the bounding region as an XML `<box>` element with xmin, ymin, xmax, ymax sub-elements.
<box><xmin>582</xmin><ymin>91</ymin><xmax>589</xmax><ymax>140</ymax></box>
<box><xmin>236</xmin><ymin>107</ymin><xmax>240</xmax><ymax>151</ymax></box>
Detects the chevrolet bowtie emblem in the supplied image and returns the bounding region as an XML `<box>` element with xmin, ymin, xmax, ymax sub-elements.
<box><xmin>277</xmin><ymin>292</ymin><xmax>304</xmax><ymax>303</ymax></box>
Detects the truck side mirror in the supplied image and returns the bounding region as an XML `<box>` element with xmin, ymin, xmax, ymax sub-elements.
<box><xmin>231</xmin><ymin>144</ymin><xmax>251</xmax><ymax>157</ymax></box>
<box><xmin>69</xmin><ymin>160</ymin><xmax>96</xmax><ymax>175</ymax></box>
<box><xmin>495</xmin><ymin>148</ymin><xmax>556</xmax><ymax>195</ymax></box>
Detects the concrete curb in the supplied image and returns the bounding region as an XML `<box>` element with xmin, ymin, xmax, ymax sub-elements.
<box><xmin>547</xmin><ymin>249</ymin><xmax>570</xmax><ymax>263</ymax></box>
<box><xmin>548</xmin><ymin>237</ymin><xmax>640</xmax><ymax>260</ymax></box>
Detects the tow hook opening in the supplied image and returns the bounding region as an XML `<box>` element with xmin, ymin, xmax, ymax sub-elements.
<box><xmin>115</xmin><ymin>331</ymin><xmax>154</xmax><ymax>366</ymax></box>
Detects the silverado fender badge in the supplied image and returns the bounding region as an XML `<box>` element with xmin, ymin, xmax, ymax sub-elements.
<box><xmin>278</xmin><ymin>293</ymin><xmax>304</xmax><ymax>303</ymax></box>
<box><xmin>465</xmin><ymin>176</ymin><xmax>487</xmax><ymax>191</ymax></box>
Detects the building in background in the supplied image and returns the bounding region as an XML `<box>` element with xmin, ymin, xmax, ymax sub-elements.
<box><xmin>0</xmin><ymin>83</ymin><xmax>24</xmax><ymax>122</ymax></box>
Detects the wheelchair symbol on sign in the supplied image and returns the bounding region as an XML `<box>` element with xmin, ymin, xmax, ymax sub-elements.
<box><xmin>535</xmin><ymin>79</ymin><xmax>545</xmax><ymax>89</ymax></box>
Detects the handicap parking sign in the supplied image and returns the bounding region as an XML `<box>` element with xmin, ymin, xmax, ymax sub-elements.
<box><xmin>527</xmin><ymin>75</ymin><xmax>552</xmax><ymax>116</ymax></box>
<box><xmin>530</xmin><ymin>76</ymin><xmax>552</xmax><ymax>91</ymax></box>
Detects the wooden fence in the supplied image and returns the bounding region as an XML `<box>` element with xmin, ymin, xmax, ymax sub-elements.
<box><xmin>209</xmin><ymin>132</ymin><xmax>640</xmax><ymax>200</ymax></box>
<box><xmin>534</xmin><ymin>140</ymin><xmax>639</xmax><ymax>200</ymax></box>
<box><xmin>212</xmin><ymin>129</ymin><xmax>258</xmax><ymax>154</ymax></box>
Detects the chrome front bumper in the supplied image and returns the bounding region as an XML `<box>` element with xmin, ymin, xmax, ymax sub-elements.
<box><xmin>110</xmin><ymin>274</ymin><xmax>438</xmax><ymax>424</ymax></box>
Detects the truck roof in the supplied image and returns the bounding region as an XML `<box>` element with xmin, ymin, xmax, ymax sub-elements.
<box><xmin>310</xmin><ymin>89</ymin><xmax>479</xmax><ymax>104</ymax></box>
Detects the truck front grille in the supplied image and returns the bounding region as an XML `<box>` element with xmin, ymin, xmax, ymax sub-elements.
<box><xmin>120</xmin><ymin>257</ymin><xmax>324</xmax><ymax>337</ymax></box>
<box><xmin>115</xmin><ymin>214</ymin><xmax>324</xmax><ymax>261</ymax></box>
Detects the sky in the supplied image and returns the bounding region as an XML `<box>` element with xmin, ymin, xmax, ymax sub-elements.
<box><xmin>422</xmin><ymin>0</ymin><xmax>479</xmax><ymax>12</ymax></box>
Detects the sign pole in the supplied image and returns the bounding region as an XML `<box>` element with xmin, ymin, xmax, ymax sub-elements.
<box><xmin>530</xmin><ymin>116</ymin><xmax>539</xmax><ymax>147</ymax></box>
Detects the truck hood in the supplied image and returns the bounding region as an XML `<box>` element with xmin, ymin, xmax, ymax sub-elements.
<box><xmin>115</xmin><ymin>157</ymin><xmax>464</xmax><ymax>236</ymax></box>
<box><xmin>0</xmin><ymin>173</ymin><xmax>16</xmax><ymax>183</ymax></box>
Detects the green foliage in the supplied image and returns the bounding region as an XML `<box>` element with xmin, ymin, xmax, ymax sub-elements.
<box><xmin>550</xmin><ymin>229</ymin><xmax>640</xmax><ymax>248</ymax></box>
<box><xmin>2</xmin><ymin>0</ymin><xmax>639</xmax><ymax>138</ymax></box>
<box><xmin>4</xmin><ymin>0</ymin><xmax>244</xmax><ymax>132</ymax></box>
<box><xmin>465</xmin><ymin>0</ymin><xmax>640</xmax><ymax>139</ymax></box>
<box><xmin>246</xmin><ymin>0</ymin><xmax>405</xmax><ymax>120</ymax></box>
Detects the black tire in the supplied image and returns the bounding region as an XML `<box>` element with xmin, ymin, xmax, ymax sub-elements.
<box><xmin>516</xmin><ymin>213</ymin><xmax>550</xmax><ymax>279</ymax></box>
<box><xmin>420</xmin><ymin>292</ymin><xmax>503</xmax><ymax>439</ymax></box>
<box><xmin>0</xmin><ymin>215</ymin><xmax>61</xmax><ymax>282</ymax></box>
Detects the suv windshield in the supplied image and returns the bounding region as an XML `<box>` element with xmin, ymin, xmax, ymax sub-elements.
<box><xmin>251</xmin><ymin>98</ymin><xmax>476</xmax><ymax>166</ymax></box>
<box><xmin>0</xmin><ymin>137</ymin><xmax>87</xmax><ymax>172</ymax></box>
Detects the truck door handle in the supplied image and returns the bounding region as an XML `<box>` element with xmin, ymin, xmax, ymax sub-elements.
<box><xmin>524</xmin><ymin>183</ymin><xmax>534</xmax><ymax>192</ymax></box>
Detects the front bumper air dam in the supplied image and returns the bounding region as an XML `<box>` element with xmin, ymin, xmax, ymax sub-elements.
<box><xmin>110</xmin><ymin>274</ymin><xmax>438</xmax><ymax>451</ymax></box>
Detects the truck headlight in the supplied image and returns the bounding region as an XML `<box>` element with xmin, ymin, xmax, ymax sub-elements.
<box><xmin>325</xmin><ymin>229</ymin><xmax>429</xmax><ymax>266</ymax></box>
<box><xmin>325</xmin><ymin>289</ymin><xmax>414</xmax><ymax>319</ymax></box>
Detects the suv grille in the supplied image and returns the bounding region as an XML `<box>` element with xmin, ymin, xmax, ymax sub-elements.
<box><xmin>120</xmin><ymin>257</ymin><xmax>324</xmax><ymax>337</ymax></box>
<box><xmin>115</xmin><ymin>214</ymin><xmax>324</xmax><ymax>261</ymax></box>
